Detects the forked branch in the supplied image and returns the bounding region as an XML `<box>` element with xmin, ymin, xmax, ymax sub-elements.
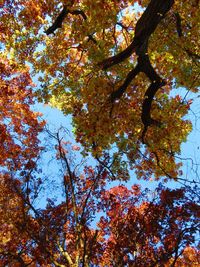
<box><xmin>103</xmin><ymin>0</ymin><xmax>174</xmax><ymax>141</ymax></box>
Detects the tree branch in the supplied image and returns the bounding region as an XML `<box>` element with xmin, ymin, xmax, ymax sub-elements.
<box><xmin>139</xmin><ymin>54</ymin><xmax>166</xmax><ymax>127</ymax></box>
<box><xmin>45</xmin><ymin>6</ymin><xmax>98</xmax><ymax>45</ymax></box>
<box><xmin>45</xmin><ymin>6</ymin><xmax>68</xmax><ymax>35</ymax></box>
<box><xmin>99</xmin><ymin>0</ymin><xmax>174</xmax><ymax>69</ymax></box>
<box><xmin>45</xmin><ymin>6</ymin><xmax>87</xmax><ymax>35</ymax></box>
<box><xmin>110</xmin><ymin>64</ymin><xmax>140</xmax><ymax>102</ymax></box>
<box><xmin>70</xmin><ymin>9</ymin><xmax>87</xmax><ymax>20</ymax></box>
<box><xmin>174</xmin><ymin>12</ymin><xmax>183</xmax><ymax>37</ymax></box>
<box><xmin>102</xmin><ymin>0</ymin><xmax>174</xmax><ymax>141</ymax></box>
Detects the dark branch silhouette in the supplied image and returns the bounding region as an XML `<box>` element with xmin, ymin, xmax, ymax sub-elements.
<box><xmin>45</xmin><ymin>6</ymin><xmax>87</xmax><ymax>35</ymax></box>
<box><xmin>175</xmin><ymin>12</ymin><xmax>183</xmax><ymax>37</ymax></box>
<box><xmin>45</xmin><ymin>6</ymin><xmax>68</xmax><ymax>35</ymax></box>
<box><xmin>100</xmin><ymin>0</ymin><xmax>174</xmax><ymax>141</ymax></box>
<box><xmin>110</xmin><ymin>65</ymin><xmax>140</xmax><ymax>102</ymax></box>
<box><xmin>45</xmin><ymin>6</ymin><xmax>98</xmax><ymax>44</ymax></box>
<box><xmin>99</xmin><ymin>0</ymin><xmax>174</xmax><ymax>69</ymax></box>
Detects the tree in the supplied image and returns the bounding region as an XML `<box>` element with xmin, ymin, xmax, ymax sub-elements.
<box><xmin>0</xmin><ymin>0</ymin><xmax>200</xmax><ymax>266</ymax></box>
<box><xmin>98</xmin><ymin>184</ymin><xmax>200</xmax><ymax>266</ymax></box>
<box><xmin>0</xmin><ymin>133</ymin><xmax>199</xmax><ymax>266</ymax></box>
<box><xmin>0</xmin><ymin>53</ymin><xmax>45</xmax><ymax>266</ymax></box>
<box><xmin>0</xmin><ymin>54</ymin><xmax>44</xmax><ymax>173</ymax></box>
<box><xmin>1</xmin><ymin>0</ymin><xmax>199</xmax><ymax>180</ymax></box>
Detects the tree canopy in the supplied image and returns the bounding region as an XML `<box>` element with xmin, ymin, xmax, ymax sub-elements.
<box><xmin>0</xmin><ymin>0</ymin><xmax>200</xmax><ymax>266</ymax></box>
<box><xmin>1</xmin><ymin>0</ymin><xmax>199</xmax><ymax>179</ymax></box>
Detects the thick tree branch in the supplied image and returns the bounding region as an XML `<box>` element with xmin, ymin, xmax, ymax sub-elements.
<box><xmin>45</xmin><ymin>6</ymin><xmax>68</xmax><ymax>35</ymax></box>
<box><xmin>103</xmin><ymin>0</ymin><xmax>174</xmax><ymax>141</ymax></box>
<box><xmin>99</xmin><ymin>0</ymin><xmax>174</xmax><ymax>69</ymax></box>
<box><xmin>110</xmin><ymin>46</ymin><xmax>165</xmax><ymax>141</ymax></box>
<box><xmin>141</xmin><ymin>81</ymin><xmax>164</xmax><ymax>125</ymax></box>
<box><xmin>139</xmin><ymin>54</ymin><xmax>166</xmax><ymax>127</ymax></box>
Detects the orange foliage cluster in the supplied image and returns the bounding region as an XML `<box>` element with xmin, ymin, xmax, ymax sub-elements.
<box><xmin>0</xmin><ymin>57</ymin><xmax>44</xmax><ymax>172</ymax></box>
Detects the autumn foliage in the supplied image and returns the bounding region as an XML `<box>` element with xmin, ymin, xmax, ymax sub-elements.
<box><xmin>0</xmin><ymin>56</ymin><xmax>44</xmax><ymax>172</ymax></box>
<box><xmin>0</xmin><ymin>0</ymin><xmax>200</xmax><ymax>266</ymax></box>
<box><xmin>0</xmin><ymin>138</ymin><xmax>199</xmax><ymax>266</ymax></box>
